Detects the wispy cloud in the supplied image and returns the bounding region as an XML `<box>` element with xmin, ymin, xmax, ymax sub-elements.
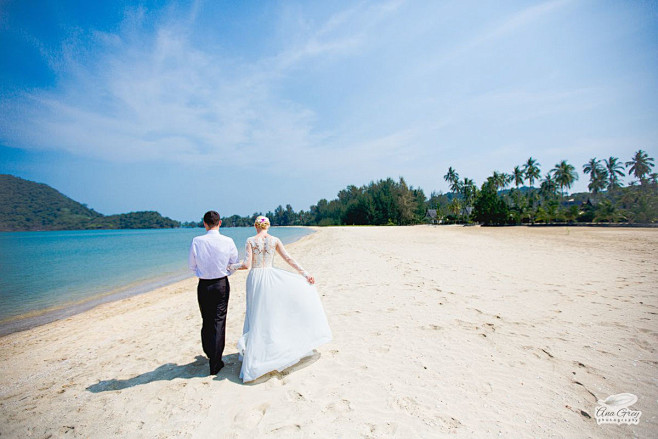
<box><xmin>0</xmin><ymin>0</ymin><xmax>655</xmax><ymax>204</ymax></box>
<box><xmin>468</xmin><ymin>0</ymin><xmax>572</xmax><ymax>48</ymax></box>
<box><xmin>0</xmin><ymin>0</ymin><xmax>415</xmax><ymax>180</ymax></box>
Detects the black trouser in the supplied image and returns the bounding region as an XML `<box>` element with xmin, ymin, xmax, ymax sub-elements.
<box><xmin>197</xmin><ymin>277</ymin><xmax>230</xmax><ymax>373</ymax></box>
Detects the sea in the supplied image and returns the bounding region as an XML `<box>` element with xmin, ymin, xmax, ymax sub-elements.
<box><xmin>0</xmin><ymin>227</ymin><xmax>313</xmax><ymax>335</ymax></box>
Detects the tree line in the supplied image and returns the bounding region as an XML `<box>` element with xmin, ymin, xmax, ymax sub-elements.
<box><xmin>443</xmin><ymin>150</ymin><xmax>656</xmax><ymax>225</ymax></box>
<box><xmin>183</xmin><ymin>177</ymin><xmax>427</xmax><ymax>227</ymax></box>
<box><xmin>197</xmin><ymin>150</ymin><xmax>656</xmax><ymax>228</ymax></box>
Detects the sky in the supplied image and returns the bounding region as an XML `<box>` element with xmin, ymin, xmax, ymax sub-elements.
<box><xmin>1</xmin><ymin>0</ymin><xmax>657</xmax><ymax>221</ymax></box>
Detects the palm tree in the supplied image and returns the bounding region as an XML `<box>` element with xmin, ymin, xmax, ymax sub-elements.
<box><xmin>625</xmin><ymin>150</ymin><xmax>655</xmax><ymax>184</ymax></box>
<box><xmin>524</xmin><ymin>157</ymin><xmax>541</xmax><ymax>187</ymax></box>
<box><xmin>444</xmin><ymin>167</ymin><xmax>460</xmax><ymax>193</ymax></box>
<box><xmin>593</xmin><ymin>200</ymin><xmax>624</xmax><ymax>223</ymax></box>
<box><xmin>455</xmin><ymin>178</ymin><xmax>476</xmax><ymax>223</ymax></box>
<box><xmin>604</xmin><ymin>156</ymin><xmax>625</xmax><ymax>191</ymax></box>
<box><xmin>489</xmin><ymin>171</ymin><xmax>512</xmax><ymax>190</ymax></box>
<box><xmin>551</xmin><ymin>160</ymin><xmax>578</xmax><ymax>197</ymax></box>
<box><xmin>512</xmin><ymin>166</ymin><xmax>524</xmax><ymax>188</ymax></box>
<box><xmin>448</xmin><ymin>198</ymin><xmax>462</xmax><ymax>221</ymax></box>
<box><xmin>582</xmin><ymin>158</ymin><xmax>607</xmax><ymax>194</ymax></box>
<box><xmin>565</xmin><ymin>205</ymin><xmax>581</xmax><ymax>223</ymax></box>
<box><xmin>460</xmin><ymin>178</ymin><xmax>477</xmax><ymax>207</ymax></box>
<box><xmin>539</xmin><ymin>173</ymin><xmax>558</xmax><ymax>199</ymax></box>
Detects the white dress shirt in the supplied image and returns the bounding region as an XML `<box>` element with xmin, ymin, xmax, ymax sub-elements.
<box><xmin>189</xmin><ymin>230</ymin><xmax>239</xmax><ymax>279</ymax></box>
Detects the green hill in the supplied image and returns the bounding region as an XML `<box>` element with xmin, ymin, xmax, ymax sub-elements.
<box><xmin>0</xmin><ymin>175</ymin><xmax>180</xmax><ymax>231</ymax></box>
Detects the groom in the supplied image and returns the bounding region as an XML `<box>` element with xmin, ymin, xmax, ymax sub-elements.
<box><xmin>188</xmin><ymin>210</ymin><xmax>239</xmax><ymax>375</ymax></box>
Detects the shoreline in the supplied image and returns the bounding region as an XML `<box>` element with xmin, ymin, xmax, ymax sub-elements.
<box><xmin>0</xmin><ymin>272</ymin><xmax>193</xmax><ymax>337</ymax></box>
<box><xmin>0</xmin><ymin>227</ymin><xmax>317</xmax><ymax>337</ymax></box>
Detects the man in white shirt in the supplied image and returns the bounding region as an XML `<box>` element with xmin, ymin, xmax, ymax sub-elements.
<box><xmin>188</xmin><ymin>210</ymin><xmax>239</xmax><ymax>375</ymax></box>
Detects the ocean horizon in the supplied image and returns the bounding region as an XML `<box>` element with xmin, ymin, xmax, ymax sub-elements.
<box><xmin>0</xmin><ymin>226</ymin><xmax>313</xmax><ymax>335</ymax></box>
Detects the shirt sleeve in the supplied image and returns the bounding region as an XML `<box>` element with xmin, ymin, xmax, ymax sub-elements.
<box><xmin>188</xmin><ymin>240</ymin><xmax>197</xmax><ymax>274</ymax></box>
<box><xmin>229</xmin><ymin>240</ymin><xmax>239</xmax><ymax>266</ymax></box>
<box><xmin>275</xmin><ymin>238</ymin><xmax>309</xmax><ymax>277</ymax></box>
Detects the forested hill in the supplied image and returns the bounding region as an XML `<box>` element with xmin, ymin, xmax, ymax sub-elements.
<box><xmin>0</xmin><ymin>175</ymin><xmax>180</xmax><ymax>231</ymax></box>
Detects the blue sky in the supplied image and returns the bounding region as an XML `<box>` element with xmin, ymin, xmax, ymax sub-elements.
<box><xmin>1</xmin><ymin>0</ymin><xmax>657</xmax><ymax>221</ymax></box>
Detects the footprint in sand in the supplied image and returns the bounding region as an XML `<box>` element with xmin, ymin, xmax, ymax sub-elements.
<box><xmin>365</xmin><ymin>421</ymin><xmax>398</xmax><ymax>436</ymax></box>
<box><xmin>269</xmin><ymin>424</ymin><xmax>302</xmax><ymax>434</ymax></box>
<box><xmin>371</xmin><ymin>344</ymin><xmax>391</xmax><ymax>354</ymax></box>
<box><xmin>392</xmin><ymin>396</ymin><xmax>462</xmax><ymax>432</ymax></box>
<box><xmin>233</xmin><ymin>402</ymin><xmax>269</xmax><ymax>427</ymax></box>
<box><xmin>287</xmin><ymin>390</ymin><xmax>306</xmax><ymax>401</ymax></box>
<box><xmin>323</xmin><ymin>399</ymin><xmax>352</xmax><ymax>414</ymax></box>
<box><xmin>421</xmin><ymin>324</ymin><xmax>442</xmax><ymax>331</ymax></box>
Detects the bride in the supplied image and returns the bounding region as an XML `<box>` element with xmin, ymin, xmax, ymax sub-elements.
<box><xmin>229</xmin><ymin>216</ymin><xmax>332</xmax><ymax>382</ymax></box>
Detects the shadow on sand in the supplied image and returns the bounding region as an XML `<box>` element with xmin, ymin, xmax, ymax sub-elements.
<box><xmin>86</xmin><ymin>353</ymin><xmax>241</xmax><ymax>392</ymax></box>
<box><xmin>240</xmin><ymin>351</ymin><xmax>322</xmax><ymax>385</ymax></box>
<box><xmin>87</xmin><ymin>351</ymin><xmax>322</xmax><ymax>392</ymax></box>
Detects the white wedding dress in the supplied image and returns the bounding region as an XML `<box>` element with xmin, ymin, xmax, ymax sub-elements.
<box><xmin>230</xmin><ymin>235</ymin><xmax>332</xmax><ymax>382</ymax></box>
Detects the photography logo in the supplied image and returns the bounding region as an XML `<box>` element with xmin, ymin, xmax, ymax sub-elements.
<box><xmin>595</xmin><ymin>393</ymin><xmax>642</xmax><ymax>425</ymax></box>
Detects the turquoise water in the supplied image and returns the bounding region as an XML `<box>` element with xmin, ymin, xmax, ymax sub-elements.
<box><xmin>0</xmin><ymin>227</ymin><xmax>312</xmax><ymax>324</ymax></box>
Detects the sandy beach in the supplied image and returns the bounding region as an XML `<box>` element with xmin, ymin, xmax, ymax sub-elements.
<box><xmin>0</xmin><ymin>225</ymin><xmax>656</xmax><ymax>438</ymax></box>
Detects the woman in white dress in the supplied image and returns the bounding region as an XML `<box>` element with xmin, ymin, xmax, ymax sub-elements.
<box><xmin>229</xmin><ymin>216</ymin><xmax>332</xmax><ymax>382</ymax></box>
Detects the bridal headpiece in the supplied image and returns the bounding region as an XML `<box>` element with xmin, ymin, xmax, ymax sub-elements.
<box><xmin>255</xmin><ymin>215</ymin><xmax>270</xmax><ymax>229</ymax></box>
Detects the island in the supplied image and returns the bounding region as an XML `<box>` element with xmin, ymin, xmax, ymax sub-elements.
<box><xmin>0</xmin><ymin>175</ymin><xmax>180</xmax><ymax>231</ymax></box>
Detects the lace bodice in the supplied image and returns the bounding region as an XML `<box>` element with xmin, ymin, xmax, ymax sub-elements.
<box><xmin>229</xmin><ymin>235</ymin><xmax>308</xmax><ymax>276</ymax></box>
<box><xmin>248</xmin><ymin>236</ymin><xmax>277</xmax><ymax>268</ymax></box>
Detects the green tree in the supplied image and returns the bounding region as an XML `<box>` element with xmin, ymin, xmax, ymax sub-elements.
<box><xmin>460</xmin><ymin>178</ymin><xmax>477</xmax><ymax>206</ymax></box>
<box><xmin>535</xmin><ymin>201</ymin><xmax>559</xmax><ymax>223</ymax></box>
<box><xmin>508</xmin><ymin>188</ymin><xmax>530</xmax><ymax>224</ymax></box>
<box><xmin>582</xmin><ymin>158</ymin><xmax>607</xmax><ymax>194</ymax></box>
<box><xmin>524</xmin><ymin>157</ymin><xmax>541</xmax><ymax>187</ymax></box>
<box><xmin>593</xmin><ymin>200</ymin><xmax>624</xmax><ymax>223</ymax></box>
<box><xmin>488</xmin><ymin>171</ymin><xmax>512</xmax><ymax>190</ymax></box>
<box><xmin>472</xmin><ymin>181</ymin><xmax>509</xmax><ymax>225</ymax></box>
<box><xmin>457</xmin><ymin>178</ymin><xmax>477</xmax><ymax>223</ymax></box>
<box><xmin>444</xmin><ymin>167</ymin><xmax>460</xmax><ymax>193</ymax></box>
<box><xmin>604</xmin><ymin>156</ymin><xmax>625</xmax><ymax>191</ymax></box>
<box><xmin>565</xmin><ymin>205</ymin><xmax>581</xmax><ymax>223</ymax></box>
<box><xmin>551</xmin><ymin>160</ymin><xmax>579</xmax><ymax>197</ymax></box>
<box><xmin>539</xmin><ymin>173</ymin><xmax>558</xmax><ymax>199</ymax></box>
<box><xmin>512</xmin><ymin>166</ymin><xmax>524</xmax><ymax>188</ymax></box>
<box><xmin>448</xmin><ymin>198</ymin><xmax>462</xmax><ymax>219</ymax></box>
<box><xmin>626</xmin><ymin>150</ymin><xmax>655</xmax><ymax>185</ymax></box>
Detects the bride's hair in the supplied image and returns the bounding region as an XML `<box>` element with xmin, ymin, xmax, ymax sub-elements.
<box><xmin>255</xmin><ymin>215</ymin><xmax>270</xmax><ymax>229</ymax></box>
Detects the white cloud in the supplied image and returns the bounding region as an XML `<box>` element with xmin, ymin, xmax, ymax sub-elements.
<box><xmin>0</xmin><ymin>0</ymin><xmax>423</xmax><ymax>184</ymax></box>
<box><xmin>0</xmin><ymin>0</ymin><xmax>655</xmax><ymax>202</ymax></box>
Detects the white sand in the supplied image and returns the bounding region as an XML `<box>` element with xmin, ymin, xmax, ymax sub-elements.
<box><xmin>0</xmin><ymin>226</ymin><xmax>656</xmax><ymax>438</ymax></box>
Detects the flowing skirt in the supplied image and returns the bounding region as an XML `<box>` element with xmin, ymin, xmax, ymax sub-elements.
<box><xmin>238</xmin><ymin>267</ymin><xmax>332</xmax><ymax>382</ymax></box>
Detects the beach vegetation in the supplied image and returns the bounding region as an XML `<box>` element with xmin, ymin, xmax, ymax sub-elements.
<box><xmin>214</xmin><ymin>151</ymin><xmax>657</xmax><ymax>228</ymax></box>
<box><xmin>7</xmin><ymin>151</ymin><xmax>654</xmax><ymax>231</ymax></box>
<box><xmin>472</xmin><ymin>181</ymin><xmax>510</xmax><ymax>225</ymax></box>
<box><xmin>626</xmin><ymin>150</ymin><xmax>655</xmax><ymax>185</ymax></box>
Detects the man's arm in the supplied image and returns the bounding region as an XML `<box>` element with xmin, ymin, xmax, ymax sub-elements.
<box><xmin>188</xmin><ymin>241</ymin><xmax>198</xmax><ymax>275</ymax></box>
<box><xmin>227</xmin><ymin>240</ymin><xmax>239</xmax><ymax>275</ymax></box>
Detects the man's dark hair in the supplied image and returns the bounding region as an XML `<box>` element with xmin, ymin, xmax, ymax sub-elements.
<box><xmin>203</xmin><ymin>211</ymin><xmax>221</xmax><ymax>228</ymax></box>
